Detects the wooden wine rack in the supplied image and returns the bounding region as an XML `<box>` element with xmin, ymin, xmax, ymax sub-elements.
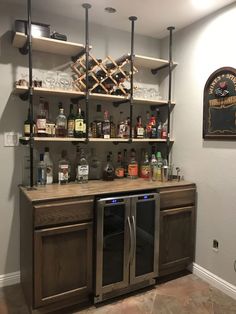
<box><xmin>71</xmin><ymin>53</ymin><xmax>138</xmax><ymax>96</ymax></box>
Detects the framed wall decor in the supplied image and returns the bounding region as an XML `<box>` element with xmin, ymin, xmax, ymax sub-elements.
<box><xmin>203</xmin><ymin>67</ymin><xmax>236</xmax><ymax>139</ymax></box>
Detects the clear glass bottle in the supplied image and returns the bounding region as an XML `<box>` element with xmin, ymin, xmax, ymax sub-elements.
<box><xmin>115</xmin><ymin>151</ymin><xmax>124</xmax><ymax>179</ymax></box>
<box><xmin>37</xmin><ymin>153</ymin><xmax>47</xmax><ymax>185</ymax></box>
<box><xmin>55</xmin><ymin>107</ymin><xmax>67</xmax><ymax>137</ymax></box>
<box><xmin>140</xmin><ymin>152</ymin><xmax>151</xmax><ymax>179</ymax></box>
<box><xmin>76</xmin><ymin>148</ymin><xmax>89</xmax><ymax>183</ymax></box>
<box><xmin>150</xmin><ymin>153</ymin><xmax>158</xmax><ymax>181</ymax></box>
<box><xmin>156</xmin><ymin>151</ymin><xmax>163</xmax><ymax>181</ymax></box>
<box><xmin>58</xmin><ymin>150</ymin><xmax>70</xmax><ymax>184</ymax></box>
<box><xmin>67</xmin><ymin>104</ymin><xmax>75</xmax><ymax>137</ymax></box>
<box><xmin>103</xmin><ymin>154</ymin><xmax>115</xmax><ymax>181</ymax></box>
<box><xmin>44</xmin><ymin>147</ymin><xmax>53</xmax><ymax>184</ymax></box>
<box><xmin>117</xmin><ymin>111</ymin><xmax>125</xmax><ymax>138</ymax></box>
<box><xmin>89</xmin><ymin>148</ymin><xmax>101</xmax><ymax>180</ymax></box>
<box><xmin>135</xmin><ymin>115</ymin><xmax>144</xmax><ymax>138</ymax></box>
<box><xmin>128</xmin><ymin>148</ymin><xmax>138</xmax><ymax>179</ymax></box>
<box><xmin>102</xmin><ymin>110</ymin><xmax>110</xmax><ymax>139</ymax></box>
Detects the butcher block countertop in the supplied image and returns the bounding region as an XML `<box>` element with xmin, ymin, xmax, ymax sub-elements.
<box><xmin>20</xmin><ymin>179</ymin><xmax>196</xmax><ymax>203</ymax></box>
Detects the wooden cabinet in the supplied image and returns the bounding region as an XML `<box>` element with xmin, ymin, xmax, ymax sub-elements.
<box><xmin>158</xmin><ymin>186</ymin><xmax>196</xmax><ymax>276</ymax></box>
<box><xmin>20</xmin><ymin>193</ymin><xmax>94</xmax><ymax>313</ymax></box>
<box><xmin>34</xmin><ymin>222</ymin><xmax>93</xmax><ymax>307</ymax></box>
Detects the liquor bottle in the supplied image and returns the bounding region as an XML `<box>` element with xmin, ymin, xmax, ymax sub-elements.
<box><xmin>74</xmin><ymin>105</ymin><xmax>84</xmax><ymax>138</ymax></box>
<box><xmin>76</xmin><ymin>148</ymin><xmax>89</xmax><ymax>183</ymax></box>
<box><xmin>36</xmin><ymin>97</ymin><xmax>47</xmax><ymax>137</ymax></box>
<box><xmin>150</xmin><ymin>154</ymin><xmax>158</xmax><ymax>181</ymax></box>
<box><xmin>140</xmin><ymin>152</ymin><xmax>151</xmax><ymax>179</ymax></box>
<box><xmin>45</xmin><ymin>101</ymin><xmax>55</xmax><ymax>138</ymax></box>
<box><xmin>110</xmin><ymin>115</ymin><xmax>116</xmax><ymax>138</ymax></box>
<box><xmin>37</xmin><ymin>153</ymin><xmax>47</xmax><ymax>185</ymax></box>
<box><xmin>44</xmin><ymin>147</ymin><xmax>53</xmax><ymax>184</ymax></box>
<box><xmin>145</xmin><ymin>111</ymin><xmax>151</xmax><ymax>138</ymax></box>
<box><xmin>156</xmin><ymin>151</ymin><xmax>163</xmax><ymax>181</ymax></box>
<box><xmin>122</xmin><ymin>149</ymin><xmax>128</xmax><ymax>177</ymax></box>
<box><xmin>117</xmin><ymin>111</ymin><xmax>125</xmax><ymax>138</ymax></box>
<box><xmin>67</xmin><ymin>104</ymin><xmax>75</xmax><ymax>137</ymax></box>
<box><xmin>103</xmin><ymin>154</ymin><xmax>115</xmax><ymax>181</ymax></box>
<box><xmin>128</xmin><ymin>149</ymin><xmax>138</xmax><ymax>179</ymax></box>
<box><xmin>135</xmin><ymin>116</ymin><xmax>144</xmax><ymax>138</ymax></box>
<box><xmin>89</xmin><ymin>148</ymin><xmax>102</xmax><ymax>180</ymax></box>
<box><xmin>94</xmin><ymin>104</ymin><xmax>103</xmax><ymax>138</ymax></box>
<box><xmin>161</xmin><ymin>121</ymin><xmax>168</xmax><ymax>139</ymax></box>
<box><xmin>55</xmin><ymin>107</ymin><xmax>67</xmax><ymax>137</ymax></box>
<box><xmin>123</xmin><ymin>117</ymin><xmax>130</xmax><ymax>138</ymax></box>
<box><xmin>115</xmin><ymin>152</ymin><xmax>124</xmax><ymax>179</ymax></box>
<box><xmin>102</xmin><ymin>110</ymin><xmax>110</xmax><ymax>139</ymax></box>
<box><xmin>58</xmin><ymin>150</ymin><xmax>70</xmax><ymax>184</ymax></box>
<box><xmin>24</xmin><ymin>108</ymin><xmax>35</xmax><ymax>136</ymax></box>
<box><xmin>150</xmin><ymin>114</ymin><xmax>157</xmax><ymax>138</ymax></box>
<box><xmin>81</xmin><ymin>110</ymin><xmax>86</xmax><ymax>137</ymax></box>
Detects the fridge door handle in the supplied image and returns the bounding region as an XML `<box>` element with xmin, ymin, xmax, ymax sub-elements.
<box><xmin>131</xmin><ymin>215</ymin><xmax>136</xmax><ymax>265</ymax></box>
<box><xmin>127</xmin><ymin>216</ymin><xmax>133</xmax><ymax>264</ymax></box>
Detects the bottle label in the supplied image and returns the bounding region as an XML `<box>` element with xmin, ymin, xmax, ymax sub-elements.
<box><xmin>103</xmin><ymin>122</ymin><xmax>110</xmax><ymax>138</ymax></box>
<box><xmin>24</xmin><ymin>124</ymin><xmax>30</xmax><ymax>135</ymax></box>
<box><xmin>46</xmin><ymin>123</ymin><xmax>55</xmax><ymax>136</ymax></box>
<box><xmin>83</xmin><ymin>123</ymin><xmax>86</xmax><ymax>134</ymax></box>
<box><xmin>141</xmin><ymin>165</ymin><xmax>150</xmax><ymax>179</ymax></box>
<box><xmin>128</xmin><ymin>164</ymin><xmax>138</xmax><ymax>177</ymax></box>
<box><xmin>36</xmin><ymin>118</ymin><xmax>46</xmax><ymax>130</ymax></box>
<box><xmin>67</xmin><ymin>120</ymin><xmax>75</xmax><ymax>136</ymax></box>
<box><xmin>58</xmin><ymin>165</ymin><xmax>69</xmax><ymax>183</ymax></box>
<box><xmin>75</xmin><ymin>119</ymin><xmax>84</xmax><ymax>132</ymax></box>
<box><xmin>46</xmin><ymin>166</ymin><xmax>53</xmax><ymax>184</ymax></box>
<box><xmin>78</xmin><ymin>165</ymin><xmax>89</xmax><ymax>177</ymax></box>
<box><xmin>115</xmin><ymin>167</ymin><xmax>124</xmax><ymax>178</ymax></box>
<box><xmin>137</xmin><ymin>127</ymin><xmax>144</xmax><ymax>137</ymax></box>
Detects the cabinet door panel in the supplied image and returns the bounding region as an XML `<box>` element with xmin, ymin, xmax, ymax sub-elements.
<box><xmin>34</xmin><ymin>222</ymin><xmax>92</xmax><ymax>307</ymax></box>
<box><xmin>159</xmin><ymin>206</ymin><xmax>195</xmax><ymax>275</ymax></box>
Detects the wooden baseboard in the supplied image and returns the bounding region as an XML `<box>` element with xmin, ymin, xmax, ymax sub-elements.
<box><xmin>0</xmin><ymin>271</ymin><xmax>20</xmax><ymax>288</ymax></box>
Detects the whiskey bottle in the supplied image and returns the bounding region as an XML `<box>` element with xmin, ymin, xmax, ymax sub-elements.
<box><xmin>24</xmin><ymin>108</ymin><xmax>35</xmax><ymax>136</ymax></box>
<box><xmin>58</xmin><ymin>150</ymin><xmax>70</xmax><ymax>184</ymax></box>
<box><xmin>81</xmin><ymin>110</ymin><xmax>86</xmax><ymax>137</ymax></box>
<box><xmin>128</xmin><ymin>149</ymin><xmax>138</xmax><ymax>179</ymax></box>
<box><xmin>55</xmin><ymin>107</ymin><xmax>67</xmax><ymax>137</ymax></box>
<box><xmin>110</xmin><ymin>115</ymin><xmax>116</xmax><ymax>138</ymax></box>
<box><xmin>67</xmin><ymin>104</ymin><xmax>75</xmax><ymax>137</ymax></box>
<box><xmin>103</xmin><ymin>154</ymin><xmax>115</xmax><ymax>181</ymax></box>
<box><xmin>135</xmin><ymin>116</ymin><xmax>144</xmax><ymax>138</ymax></box>
<box><xmin>44</xmin><ymin>147</ymin><xmax>53</xmax><ymax>184</ymax></box>
<box><xmin>115</xmin><ymin>152</ymin><xmax>124</xmax><ymax>179</ymax></box>
<box><xmin>74</xmin><ymin>105</ymin><xmax>84</xmax><ymax>138</ymax></box>
<box><xmin>36</xmin><ymin>97</ymin><xmax>47</xmax><ymax>137</ymax></box>
<box><xmin>76</xmin><ymin>149</ymin><xmax>89</xmax><ymax>184</ymax></box>
<box><xmin>102</xmin><ymin>110</ymin><xmax>110</xmax><ymax>139</ymax></box>
<box><xmin>117</xmin><ymin>111</ymin><xmax>125</xmax><ymax>138</ymax></box>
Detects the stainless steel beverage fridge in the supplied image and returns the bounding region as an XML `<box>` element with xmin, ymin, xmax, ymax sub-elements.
<box><xmin>95</xmin><ymin>192</ymin><xmax>159</xmax><ymax>303</ymax></box>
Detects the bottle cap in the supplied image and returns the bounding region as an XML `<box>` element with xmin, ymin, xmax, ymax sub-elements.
<box><xmin>156</xmin><ymin>151</ymin><xmax>162</xmax><ymax>158</ymax></box>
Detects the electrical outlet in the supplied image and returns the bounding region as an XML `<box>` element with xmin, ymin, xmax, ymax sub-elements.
<box><xmin>4</xmin><ymin>132</ymin><xmax>19</xmax><ymax>147</ymax></box>
<box><xmin>212</xmin><ymin>239</ymin><xmax>219</xmax><ymax>252</ymax></box>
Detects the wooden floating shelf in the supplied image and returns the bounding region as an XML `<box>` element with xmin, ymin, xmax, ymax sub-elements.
<box><xmin>20</xmin><ymin>137</ymin><xmax>86</xmax><ymax>142</ymax></box>
<box><xmin>134</xmin><ymin>54</ymin><xmax>177</xmax><ymax>69</ymax></box>
<box><xmin>12</xmin><ymin>32</ymin><xmax>87</xmax><ymax>56</ymax></box>
<box><xmin>89</xmin><ymin>138</ymin><xmax>129</xmax><ymax>142</ymax></box>
<box><xmin>14</xmin><ymin>86</ymin><xmax>173</xmax><ymax>105</ymax></box>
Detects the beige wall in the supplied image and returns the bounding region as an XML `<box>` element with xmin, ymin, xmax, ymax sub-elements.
<box><xmin>161</xmin><ymin>3</ymin><xmax>236</xmax><ymax>286</ymax></box>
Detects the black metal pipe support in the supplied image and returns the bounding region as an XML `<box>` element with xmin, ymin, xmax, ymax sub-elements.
<box><xmin>128</xmin><ymin>16</ymin><xmax>137</xmax><ymax>142</ymax></box>
<box><xmin>82</xmin><ymin>3</ymin><xmax>91</xmax><ymax>142</ymax></box>
<box><xmin>166</xmin><ymin>26</ymin><xmax>175</xmax><ymax>162</ymax></box>
<box><xmin>27</xmin><ymin>0</ymin><xmax>35</xmax><ymax>189</ymax></box>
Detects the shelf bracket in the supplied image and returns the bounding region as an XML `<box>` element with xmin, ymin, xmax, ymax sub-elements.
<box><xmin>19</xmin><ymin>38</ymin><xmax>29</xmax><ymax>55</ymax></box>
<box><xmin>19</xmin><ymin>91</ymin><xmax>29</xmax><ymax>101</ymax></box>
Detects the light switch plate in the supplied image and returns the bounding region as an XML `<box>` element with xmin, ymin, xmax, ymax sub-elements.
<box><xmin>4</xmin><ymin>132</ymin><xmax>19</xmax><ymax>147</ymax></box>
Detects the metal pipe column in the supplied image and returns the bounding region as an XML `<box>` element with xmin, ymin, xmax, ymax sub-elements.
<box><xmin>82</xmin><ymin>3</ymin><xmax>91</xmax><ymax>141</ymax></box>
<box><xmin>129</xmin><ymin>16</ymin><xmax>137</xmax><ymax>141</ymax></box>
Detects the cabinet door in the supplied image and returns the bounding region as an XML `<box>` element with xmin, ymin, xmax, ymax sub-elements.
<box><xmin>130</xmin><ymin>193</ymin><xmax>159</xmax><ymax>284</ymax></box>
<box><xmin>159</xmin><ymin>206</ymin><xmax>195</xmax><ymax>276</ymax></box>
<box><xmin>34</xmin><ymin>222</ymin><xmax>93</xmax><ymax>308</ymax></box>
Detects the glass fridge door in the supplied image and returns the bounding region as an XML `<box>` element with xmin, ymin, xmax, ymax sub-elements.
<box><xmin>130</xmin><ymin>193</ymin><xmax>159</xmax><ymax>285</ymax></box>
<box><xmin>95</xmin><ymin>196</ymin><xmax>131</xmax><ymax>300</ymax></box>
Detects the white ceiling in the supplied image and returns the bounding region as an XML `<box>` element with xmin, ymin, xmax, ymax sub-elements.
<box><xmin>4</xmin><ymin>0</ymin><xmax>236</xmax><ymax>38</ymax></box>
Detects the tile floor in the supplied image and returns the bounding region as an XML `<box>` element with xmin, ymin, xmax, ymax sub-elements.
<box><xmin>0</xmin><ymin>274</ymin><xmax>236</xmax><ymax>314</ymax></box>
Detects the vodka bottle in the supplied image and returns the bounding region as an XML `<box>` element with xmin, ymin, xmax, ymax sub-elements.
<box><xmin>76</xmin><ymin>149</ymin><xmax>89</xmax><ymax>183</ymax></box>
<box><xmin>37</xmin><ymin>153</ymin><xmax>47</xmax><ymax>185</ymax></box>
<box><xmin>58</xmin><ymin>150</ymin><xmax>70</xmax><ymax>184</ymax></box>
<box><xmin>44</xmin><ymin>147</ymin><xmax>53</xmax><ymax>184</ymax></box>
